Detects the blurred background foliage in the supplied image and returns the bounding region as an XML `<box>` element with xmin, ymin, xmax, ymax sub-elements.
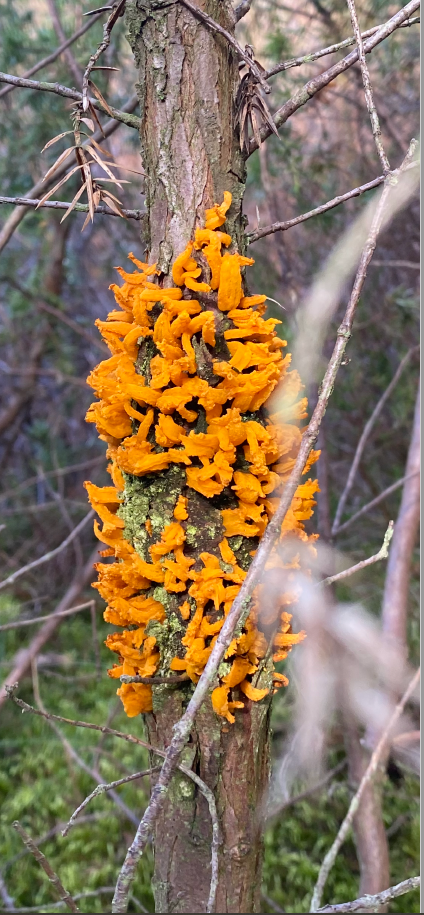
<box><xmin>0</xmin><ymin>1</ymin><xmax>419</xmax><ymax>912</ymax></box>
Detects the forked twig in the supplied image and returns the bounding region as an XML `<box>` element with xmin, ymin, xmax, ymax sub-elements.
<box><xmin>62</xmin><ymin>767</ymin><xmax>159</xmax><ymax>837</ymax></box>
<box><xmin>0</xmin><ymin>511</ymin><xmax>94</xmax><ymax>592</ymax></box>
<box><xmin>309</xmin><ymin>668</ymin><xmax>420</xmax><ymax>911</ymax></box>
<box><xmin>12</xmin><ymin>822</ymin><xmax>79</xmax><ymax>913</ymax></box>
<box><xmin>321</xmin><ymin>521</ymin><xmax>394</xmax><ymax>586</ymax></box>
<box><xmin>316</xmin><ymin>876</ymin><xmax>420</xmax><ymax>913</ymax></box>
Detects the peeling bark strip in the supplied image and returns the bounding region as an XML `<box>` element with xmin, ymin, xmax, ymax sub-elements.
<box><xmin>85</xmin><ymin>3</ymin><xmax>318</xmax><ymax>913</ymax></box>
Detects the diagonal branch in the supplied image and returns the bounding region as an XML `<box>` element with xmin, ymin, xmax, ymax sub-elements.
<box><xmin>346</xmin><ymin>0</ymin><xmax>390</xmax><ymax>173</ymax></box>
<box><xmin>265</xmin><ymin>16</ymin><xmax>420</xmax><ymax>78</ymax></box>
<box><xmin>0</xmin><ymin>510</ymin><xmax>94</xmax><ymax>592</ymax></box>
<box><xmin>334</xmin><ymin>471</ymin><xmax>420</xmax><ymax>535</ymax></box>
<box><xmin>310</xmin><ymin>668</ymin><xmax>420</xmax><ymax>911</ymax></box>
<box><xmin>0</xmin><ymin>195</ymin><xmax>142</xmax><ymax>220</ymax></box>
<box><xmin>316</xmin><ymin>875</ymin><xmax>420</xmax><ymax>914</ymax></box>
<box><xmin>178</xmin><ymin>0</ymin><xmax>270</xmax><ymax>93</ymax></box>
<box><xmin>109</xmin><ymin>138</ymin><xmax>418</xmax><ymax>915</ymax></box>
<box><xmin>0</xmin><ymin>600</ymin><xmax>95</xmax><ymax>632</ymax></box>
<box><xmin>0</xmin><ymin>10</ymin><xmax>106</xmax><ymax>100</ymax></box>
<box><xmin>247</xmin><ymin>174</ymin><xmax>385</xmax><ymax>244</ymax></box>
<box><xmin>0</xmin><ymin>71</ymin><xmax>140</xmax><ymax>129</ymax></box>
<box><xmin>321</xmin><ymin>521</ymin><xmax>394</xmax><ymax>586</ymax></box>
<box><xmin>332</xmin><ymin>346</ymin><xmax>419</xmax><ymax>534</ymax></box>
<box><xmin>62</xmin><ymin>767</ymin><xmax>160</xmax><ymax>837</ymax></box>
<box><xmin>248</xmin><ymin>0</ymin><xmax>420</xmax><ymax>155</ymax></box>
<box><xmin>82</xmin><ymin>0</ymin><xmax>126</xmax><ymax>111</ymax></box>
<box><xmin>12</xmin><ymin>822</ymin><xmax>79</xmax><ymax>913</ymax></box>
<box><xmin>45</xmin><ymin>0</ymin><xmax>84</xmax><ymax>86</ymax></box>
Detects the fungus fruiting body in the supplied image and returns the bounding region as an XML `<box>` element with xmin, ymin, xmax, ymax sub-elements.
<box><xmin>85</xmin><ymin>193</ymin><xmax>319</xmax><ymax>722</ymax></box>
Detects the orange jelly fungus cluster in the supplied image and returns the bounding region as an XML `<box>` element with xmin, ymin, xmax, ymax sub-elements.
<box><xmin>85</xmin><ymin>192</ymin><xmax>319</xmax><ymax>721</ymax></box>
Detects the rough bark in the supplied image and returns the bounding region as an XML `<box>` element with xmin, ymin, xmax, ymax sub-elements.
<box><xmin>123</xmin><ymin>3</ymin><xmax>270</xmax><ymax>912</ymax></box>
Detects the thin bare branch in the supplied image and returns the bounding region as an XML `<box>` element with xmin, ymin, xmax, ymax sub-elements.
<box><xmin>334</xmin><ymin>471</ymin><xmax>420</xmax><ymax>535</ymax></box>
<box><xmin>5</xmin><ymin>686</ymin><xmax>219</xmax><ymax>915</ymax></box>
<box><xmin>0</xmin><ymin>11</ymin><xmax>105</xmax><ymax>100</ymax></box>
<box><xmin>248</xmin><ymin>0</ymin><xmax>420</xmax><ymax>154</ymax></box>
<box><xmin>316</xmin><ymin>876</ymin><xmax>420</xmax><ymax>913</ymax></box>
<box><xmin>234</xmin><ymin>1</ymin><xmax>252</xmax><ymax>22</ymax></box>
<box><xmin>322</xmin><ymin>521</ymin><xmax>394</xmax><ymax>586</ymax></box>
<box><xmin>178</xmin><ymin>0</ymin><xmax>270</xmax><ymax>93</ymax></box>
<box><xmin>110</xmin><ymin>142</ymin><xmax>417</xmax><ymax>915</ymax></box>
<box><xmin>310</xmin><ymin>667</ymin><xmax>420</xmax><ymax>911</ymax></box>
<box><xmin>62</xmin><ymin>767</ymin><xmax>159</xmax><ymax>837</ymax></box>
<box><xmin>0</xmin><ymin>71</ymin><xmax>140</xmax><ymax>129</ymax></box>
<box><xmin>247</xmin><ymin>174</ymin><xmax>385</xmax><ymax>244</ymax></box>
<box><xmin>0</xmin><ymin>600</ymin><xmax>95</xmax><ymax>632</ymax></box>
<box><xmin>332</xmin><ymin>347</ymin><xmax>419</xmax><ymax>534</ymax></box>
<box><xmin>45</xmin><ymin>0</ymin><xmax>84</xmax><ymax>86</ymax></box>
<box><xmin>0</xmin><ymin>510</ymin><xmax>94</xmax><ymax>592</ymax></box>
<box><xmin>265</xmin><ymin>16</ymin><xmax>420</xmax><ymax>78</ymax></box>
<box><xmin>12</xmin><ymin>822</ymin><xmax>79</xmax><ymax>913</ymax></box>
<box><xmin>267</xmin><ymin>760</ymin><xmax>347</xmax><ymax>821</ymax></box>
<box><xmin>346</xmin><ymin>0</ymin><xmax>390</xmax><ymax>173</ymax></box>
<box><xmin>82</xmin><ymin>0</ymin><xmax>126</xmax><ymax>111</ymax></box>
<box><xmin>0</xmin><ymin>94</ymin><xmax>139</xmax><ymax>254</ymax></box>
<box><xmin>0</xmin><ymin>456</ymin><xmax>103</xmax><ymax>503</ymax></box>
<box><xmin>0</xmin><ymin>195</ymin><xmax>142</xmax><ymax>219</ymax></box>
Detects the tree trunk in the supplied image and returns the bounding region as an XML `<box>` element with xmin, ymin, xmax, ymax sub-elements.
<box><xmin>124</xmin><ymin>3</ymin><xmax>270</xmax><ymax>911</ymax></box>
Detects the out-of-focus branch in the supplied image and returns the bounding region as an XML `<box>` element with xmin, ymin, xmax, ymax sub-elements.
<box><xmin>310</xmin><ymin>668</ymin><xmax>421</xmax><ymax>911</ymax></box>
<box><xmin>179</xmin><ymin>0</ymin><xmax>270</xmax><ymax>92</ymax></box>
<box><xmin>322</xmin><ymin>521</ymin><xmax>394</xmax><ymax>586</ymax></box>
<box><xmin>0</xmin><ymin>510</ymin><xmax>94</xmax><ymax>592</ymax></box>
<box><xmin>248</xmin><ymin>0</ymin><xmax>420</xmax><ymax>154</ymax></box>
<box><xmin>110</xmin><ymin>134</ymin><xmax>418</xmax><ymax>915</ymax></box>
<box><xmin>0</xmin><ymin>600</ymin><xmax>95</xmax><ymax>632</ymax></box>
<box><xmin>0</xmin><ymin>195</ymin><xmax>142</xmax><ymax>220</ymax></box>
<box><xmin>0</xmin><ymin>71</ymin><xmax>140</xmax><ymax>128</ymax></box>
<box><xmin>265</xmin><ymin>17</ymin><xmax>420</xmax><ymax>77</ymax></box>
<box><xmin>381</xmin><ymin>384</ymin><xmax>420</xmax><ymax>649</ymax></box>
<box><xmin>346</xmin><ymin>0</ymin><xmax>390</xmax><ymax>173</ymax></box>
<box><xmin>0</xmin><ymin>545</ymin><xmax>99</xmax><ymax>708</ymax></box>
<box><xmin>0</xmin><ymin>335</ymin><xmax>45</xmax><ymax>435</ymax></box>
<box><xmin>0</xmin><ymin>456</ymin><xmax>103</xmax><ymax>503</ymax></box>
<box><xmin>0</xmin><ymin>11</ymin><xmax>105</xmax><ymax>100</ymax></box>
<box><xmin>45</xmin><ymin>0</ymin><xmax>84</xmax><ymax>86</ymax></box>
<box><xmin>316</xmin><ymin>876</ymin><xmax>420</xmax><ymax>913</ymax></box>
<box><xmin>247</xmin><ymin>174</ymin><xmax>385</xmax><ymax>244</ymax></box>
<box><xmin>12</xmin><ymin>822</ymin><xmax>79</xmax><ymax>913</ymax></box>
<box><xmin>0</xmin><ymin>94</ymin><xmax>139</xmax><ymax>254</ymax></box>
<box><xmin>234</xmin><ymin>1</ymin><xmax>252</xmax><ymax>22</ymax></box>
<box><xmin>334</xmin><ymin>472</ymin><xmax>419</xmax><ymax>535</ymax></box>
<box><xmin>332</xmin><ymin>347</ymin><xmax>419</xmax><ymax>534</ymax></box>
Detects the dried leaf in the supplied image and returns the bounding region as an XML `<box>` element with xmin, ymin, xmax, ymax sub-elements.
<box><xmin>87</xmin><ymin>136</ymin><xmax>113</xmax><ymax>159</ymax></box>
<box><xmin>89</xmin><ymin>80</ymin><xmax>114</xmax><ymax>118</ymax></box>
<box><xmin>87</xmin><ymin>102</ymin><xmax>105</xmax><ymax>137</ymax></box>
<box><xmin>85</xmin><ymin>145</ymin><xmax>123</xmax><ymax>186</ymax></box>
<box><xmin>101</xmin><ymin>192</ymin><xmax>126</xmax><ymax>218</ymax></box>
<box><xmin>60</xmin><ymin>181</ymin><xmax>87</xmax><ymax>223</ymax></box>
<box><xmin>36</xmin><ymin>165</ymin><xmax>82</xmax><ymax>209</ymax></box>
<box><xmin>81</xmin><ymin>211</ymin><xmax>92</xmax><ymax>232</ymax></box>
<box><xmin>81</xmin><ymin>117</ymin><xmax>95</xmax><ymax>132</ymax></box>
<box><xmin>42</xmin><ymin>146</ymin><xmax>76</xmax><ymax>183</ymax></box>
<box><xmin>41</xmin><ymin>131</ymin><xmax>74</xmax><ymax>153</ymax></box>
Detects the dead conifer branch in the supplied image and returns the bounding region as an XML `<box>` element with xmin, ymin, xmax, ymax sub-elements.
<box><xmin>265</xmin><ymin>16</ymin><xmax>420</xmax><ymax>78</ymax></box>
<box><xmin>321</xmin><ymin>521</ymin><xmax>394</xmax><ymax>586</ymax></box>
<box><xmin>332</xmin><ymin>346</ymin><xmax>419</xmax><ymax>534</ymax></box>
<box><xmin>310</xmin><ymin>667</ymin><xmax>421</xmax><ymax>911</ymax></box>
<box><xmin>179</xmin><ymin>0</ymin><xmax>270</xmax><ymax>93</ymax></box>
<box><xmin>82</xmin><ymin>1</ymin><xmax>127</xmax><ymax>112</ymax></box>
<box><xmin>62</xmin><ymin>767</ymin><xmax>159</xmax><ymax>837</ymax></box>
<box><xmin>12</xmin><ymin>822</ymin><xmax>79</xmax><ymax>913</ymax></box>
<box><xmin>248</xmin><ymin>0</ymin><xmax>420</xmax><ymax>154</ymax></box>
<box><xmin>346</xmin><ymin>0</ymin><xmax>390</xmax><ymax>173</ymax></box>
<box><xmin>0</xmin><ymin>510</ymin><xmax>94</xmax><ymax>592</ymax></box>
<box><xmin>0</xmin><ymin>195</ymin><xmax>142</xmax><ymax>220</ymax></box>
<box><xmin>334</xmin><ymin>471</ymin><xmax>420</xmax><ymax>535</ymax></box>
<box><xmin>0</xmin><ymin>71</ymin><xmax>140</xmax><ymax>129</ymax></box>
<box><xmin>247</xmin><ymin>175</ymin><xmax>385</xmax><ymax>244</ymax></box>
<box><xmin>316</xmin><ymin>876</ymin><xmax>420</xmax><ymax>913</ymax></box>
